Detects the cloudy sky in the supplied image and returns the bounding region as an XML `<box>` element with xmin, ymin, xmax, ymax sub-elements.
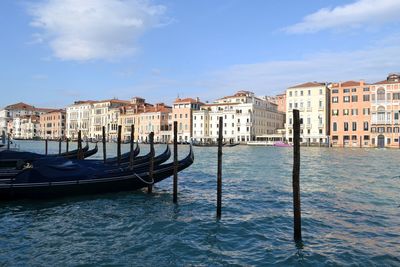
<box><xmin>1</xmin><ymin>0</ymin><xmax>400</xmax><ymax>108</ymax></box>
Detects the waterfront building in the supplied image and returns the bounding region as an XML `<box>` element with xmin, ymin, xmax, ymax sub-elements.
<box><xmin>119</xmin><ymin>97</ymin><xmax>153</xmax><ymax>141</ymax></box>
<box><xmin>330</xmin><ymin>81</ymin><xmax>372</xmax><ymax>147</ymax></box>
<box><xmin>192</xmin><ymin>91</ymin><xmax>285</xmax><ymax>143</ymax></box>
<box><xmin>171</xmin><ymin>98</ymin><xmax>202</xmax><ymax>142</ymax></box>
<box><xmin>39</xmin><ymin>109</ymin><xmax>66</xmax><ymax>140</ymax></box>
<box><xmin>138</xmin><ymin>103</ymin><xmax>172</xmax><ymax>142</ymax></box>
<box><xmin>66</xmin><ymin>101</ymin><xmax>95</xmax><ymax>139</ymax></box>
<box><xmin>268</xmin><ymin>93</ymin><xmax>286</xmax><ymax>113</ymax></box>
<box><xmin>285</xmin><ymin>82</ymin><xmax>330</xmax><ymax>145</ymax></box>
<box><xmin>0</xmin><ymin>102</ymin><xmax>51</xmax><ymax>135</ymax></box>
<box><xmin>370</xmin><ymin>73</ymin><xmax>400</xmax><ymax>148</ymax></box>
<box><xmin>12</xmin><ymin>115</ymin><xmax>41</xmax><ymax>139</ymax></box>
<box><xmin>89</xmin><ymin>99</ymin><xmax>130</xmax><ymax>140</ymax></box>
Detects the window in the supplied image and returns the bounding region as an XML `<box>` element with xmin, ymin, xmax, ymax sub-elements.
<box><xmin>308</xmin><ymin>90</ymin><xmax>311</xmax><ymax>96</ymax></box>
<box><xmin>343</xmin><ymin>96</ymin><xmax>350</xmax><ymax>102</ymax></box>
<box><xmin>332</xmin><ymin>136</ymin><xmax>338</xmax><ymax>140</ymax></box>
<box><xmin>363</xmin><ymin>108</ymin><xmax>370</xmax><ymax>115</ymax></box>
<box><xmin>300</xmin><ymin>90</ymin><xmax>303</xmax><ymax>96</ymax></box>
<box><xmin>387</xmin><ymin>93</ymin><xmax>391</xmax><ymax>100</ymax></box>
<box><xmin>395</xmin><ymin>113</ymin><xmax>399</xmax><ymax>120</ymax></box>
<box><xmin>377</xmin><ymin>88</ymin><xmax>385</xmax><ymax>101</ymax></box>
<box><xmin>364</xmin><ymin>135</ymin><xmax>370</xmax><ymax>140</ymax></box>
<box><xmin>387</xmin><ymin>127</ymin><xmax>392</xmax><ymax>133</ymax></box>
<box><xmin>344</xmin><ymin>89</ymin><xmax>350</xmax><ymax>93</ymax></box>
<box><xmin>333</xmin><ymin>122</ymin><xmax>337</xmax><ymax>131</ymax></box>
<box><xmin>351</xmin><ymin>88</ymin><xmax>357</xmax><ymax>92</ymax></box>
<box><xmin>343</xmin><ymin>109</ymin><xmax>349</xmax><ymax>115</ymax></box>
<box><xmin>289</xmin><ymin>103</ymin><xmax>293</xmax><ymax>109</ymax></box>
<box><xmin>332</xmin><ymin>89</ymin><xmax>339</xmax><ymax>94</ymax></box>
<box><xmin>393</xmin><ymin>93</ymin><xmax>400</xmax><ymax>100</ymax></box>
<box><xmin>363</xmin><ymin>122</ymin><xmax>369</xmax><ymax>131</ymax></box>
<box><xmin>319</xmin><ymin>100</ymin><xmax>323</xmax><ymax>109</ymax></box>
<box><xmin>344</xmin><ymin>122</ymin><xmax>349</xmax><ymax>131</ymax></box>
<box><xmin>295</xmin><ymin>91</ymin><xmax>298</xmax><ymax>97</ymax></box>
<box><xmin>351</xmin><ymin>95</ymin><xmax>358</xmax><ymax>102</ymax></box>
<box><xmin>289</xmin><ymin>91</ymin><xmax>292</xmax><ymax>97</ymax></box>
<box><xmin>363</xmin><ymin>87</ymin><xmax>370</xmax><ymax>92</ymax></box>
<box><xmin>363</xmin><ymin>95</ymin><xmax>370</xmax><ymax>102</ymax></box>
<box><xmin>307</xmin><ymin>101</ymin><xmax>311</xmax><ymax>108</ymax></box>
<box><xmin>332</xmin><ymin>97</ymin><xmax>338</xmax><ymax>103</ymax></box>
<box><xmin>332</xmin><ymin>109</ymin><xmax>339</xmax><ymax>116</ymax></box>
<box><xmin>352</xmin><ymin>122</ymin><xmax>357</xmax><ymax>131</ymax></box>
<box><xmin>319</xmin><ymin>89</ymin><xmax>323</xmax><ymax>95</ymax></box>
<box><xmin>351</xmin><ymin>109</ymin><xmax>358</xmax><ymax>116</ymax></box>
<box><xmin>352</xmin><ymin>135</ymin><xmax>357</xmax><ymax>140</ymax></box>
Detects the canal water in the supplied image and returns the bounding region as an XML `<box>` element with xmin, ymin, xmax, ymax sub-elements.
<box><xmin>0</xmin><ymin>141</ymin><xmax>399</xmax><ymax>266</ymax></box>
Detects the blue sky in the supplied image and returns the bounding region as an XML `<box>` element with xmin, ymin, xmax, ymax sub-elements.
<box><xmin>1</xmin><ymin>0</ymin><xmax>400</xmax><ymax>108</ymax></box>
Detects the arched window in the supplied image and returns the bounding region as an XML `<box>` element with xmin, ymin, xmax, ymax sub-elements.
<box><xmin>377</xmin><ymin>88</ymin><xmax>385</xmax><ymax>101</ymax></box>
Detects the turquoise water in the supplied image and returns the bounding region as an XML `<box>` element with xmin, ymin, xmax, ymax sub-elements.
<box><xmin>0</xmin><ymin>140</ymin><xmax>399</xmax><ymax>266</ymax></box>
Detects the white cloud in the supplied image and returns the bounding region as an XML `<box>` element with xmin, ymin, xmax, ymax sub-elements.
<box><xmin>199</xmin><ymin>36</ymin><xmax>400</xmax><ymax>97</ymax></box>
<box><xmin>28</xmin><ymin>0</ymin><xmax>166</xmax><ymax>61</ymax></box>
<box><xmin>284</xmin><ymin>0</ymin><xmax>400</xmax><ymax>34</ymax></box>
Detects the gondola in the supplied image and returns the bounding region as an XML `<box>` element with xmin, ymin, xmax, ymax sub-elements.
<box><xmin>0</xmin><ymin>145</ymin><xmax>193</xmax><ymax>200</ymax></box>
<box><xmin>0</xmin><ymin>143</ymin><xmax>96</xmax><ymax>169</ymax></box>
<box><xmin>0</xmin><ymin>145</ymin><xmax>170</xmax><ymax>181</ymax></box>
<box><xmin>224</xmin><ymin>143</ymin><xmax>239</xmax><ymax>147</ymax></box>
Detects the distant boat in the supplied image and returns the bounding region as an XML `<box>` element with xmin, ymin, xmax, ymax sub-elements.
<box><xmin>247</xmin><ymin>141</ymin><xmax>274</xmax><ymax>146</ymax></box>
<box><xmin>224</xmin><ymin>143</ymin><xmax>239</xmax><ymax>147</ymax></box>
<box><xmin>192</xmin><ymin>142</ymin><xmax>225</xmax><ymax>147</ymax></box>
<box><xmin>273</xmin><ymin>141</ymin><xmax>292</xmax><ymax>147</ymax></box>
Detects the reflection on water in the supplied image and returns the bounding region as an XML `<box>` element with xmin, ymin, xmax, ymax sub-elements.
<box><xmin>0</xmin><ymin>140</ymin><xmax>399</xmax><ymax>266</ymax></box>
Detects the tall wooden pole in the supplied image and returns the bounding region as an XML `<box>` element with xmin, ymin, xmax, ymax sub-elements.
<box><xmin>148</xmin><ymin>132</ymin><xmax>154</xmax><ymax>194</ymax></box>
<box><xmin>7</xmin><ymin>133</ymin><xmax>10</xmax><ymax>150</ymax></box>
<box><xmin>66</xmin><ymin>138</ymin><xmax>69</xmax><ymax>153</ymax></box>
<box><xmin>102</xmin><ymin>126</ymin><xmax>106</xmax><ymax>164</ymax></box>
<box><xmin>77</xmin><ymin>130</ymin><xmax>82</xmax><ymax>160</ymax></box>
<box><xmin>173</xmin><ymin>121</ymin><xmax>178</xmax><ymax>203</ymax></box>
<box><xmin>117</xmin><ymin>125</ymin><xmax>122</xmax><ymax>166</ymax></box>
<box><xmin>58</xmin><ymin>138</ymin><xmax>62</xmax><ymax>155</ymax></box>
<box><xmin>45</xmin><ymin>138</ymin><xmax>48</xmax><ymax>155</ymax></box>
<box><xmin>130</xmin><ymin>124</ymin><xmax>135</xmax><ymax>169</ymax></box>
<box><xmin>292</xmin><ymin>109</ymin><xmax>302</xmax><ymax>242</ymax></box>
<box><xmin>1</xmin><ymin>131</ymin><xmax>5</xmax><ymax>145</ymax></box>
<box><xmin>217</xmin><ymin>116</ymin><xmax>223</xmax><ymax>219</ymax></box>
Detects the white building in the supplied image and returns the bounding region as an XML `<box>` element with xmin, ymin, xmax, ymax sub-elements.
<box><xmin>285</xmin><ymin>82</ymin><xmax>330</xmax><ymax>145</ymax></box>
<box><xmin>192</xmin><ymin>91</ymin><xmax>285</xmax><ymax>143</ymax></box>
<box><xmin>13</xmin><ymin>115</ymin><xmax>41</xmax><ymax>139</ymax></box>
<box><xmin>66</xmin><ymin>101</ymin><xmax>94</xmax><ymax>139</ymax></box>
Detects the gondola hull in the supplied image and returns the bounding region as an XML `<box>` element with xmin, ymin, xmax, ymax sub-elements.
<box><xmin>0</xmin><ymin>147</ymin><xmax>193</xmax><ymax>201</ymax></box>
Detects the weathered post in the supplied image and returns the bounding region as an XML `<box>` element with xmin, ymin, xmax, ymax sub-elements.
<box><xmin>7</xmin><ymin>133</ymin><xmax>10</xmax><ymax>150</ymax></box>
<box><xmin>173</xmin><ymin>121</ymin><xmax>178</xmax><ymax>203</ymax></box>
<box><xmin>217</xmin><ymin>116</ymin><xmax>223</xmax><ymax>219</ymax></box>
<box><xmin>102</xmin><ymin>126</ymin><xmax>106</xmax><ymax>163</ymax></box>
<box><xmin>66</xmin><ymin>138</ymin><xmax>69</xmax><ymax>153</ymax></box>
<box><xmin>1</xmin><ymin>131</ymin><xmax>5</xmax><ymax>144</ymax></box>
<box><xmin>148</xmin><ymin>132</ymin><xmax>154</xmax><ymax>194</ymax></box>
<box><xmin>117</xmin><ymin>125</ymin><xmax>122</xmax><ymax>166</ymax></box>
<box><xmin>130</xmin><ymin>124</ymin><xmax>135</xmax><ymax>169</ymax></box>
<box><xmin>77</xmin><ymin>130</ymin><xmax>82</xmax><ymax>160</ymax></box>
<box><xmin>58</xmin><ymin>138</ymin><xmax>62</xmax><ymax>155</ymax></box>
<box><xmin>45</xmin><ymin>138</ymin><xmax>48</xmax><ymax>155</ymax></box>
<box><xmin>360</xmin><ymin>136</ymin><xmax>362</xmax><ymax>148</ymax></box>
<box><xmin>292</xmin><ymin>109</ymin><xmax>302</xmax><ymax>242</ymax></box>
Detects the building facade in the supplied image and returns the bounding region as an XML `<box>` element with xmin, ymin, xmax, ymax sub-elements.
<box><xmin>286</xmin><ymin>82</ymin><xmax>330</xmax><ymax>145</ymax></box>
<box><xmin>330</xmin><ymin>81</ymin><xmax>372</xmax><ymax>147</ymax></box>
<box><xmin>171</xmin><ymin>98</ymin><xmax>202</xmax><ymax>142</ymax></box>
<box><xmin>370</xmin><ymin>73</ymin><xmax>400</xmax><ymax>148</ymax></box>
<box><xmin>192</xmin><ymin>91</ymin><xmax>285</xmax><ymax>143</ymax></box>
<box><xmin>39</xmin><ymin>109</ymin><xmax>66</xmax><ymax>140</ymax></box>
<box><xmin>138</xmin><ymin>103</ymin><xmax>172</xmax><ymax>143</ymax></box>
<box><xmin>13</xmin><ymin>115</ymin><xmax>41</xmax><ymax>139</ymax></box>
<box><xmin>268</xmin><ymin>93</ymin><xmax>286</xmax><ymax>113</ymax></box>
<box><xmin>66</xmin><ymin>101</ymin><xmax>94</xmax><ymax>139</ymax></box>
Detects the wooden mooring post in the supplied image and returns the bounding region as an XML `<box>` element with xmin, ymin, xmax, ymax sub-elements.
<box><xmin>217</xmin><ymin>116</ymin><xmax>223</xmax><ymax>219</ymax></box>
<box><xmin>117</xmin><ymin>125</ymin><xmax>122</xmax><ymax>166</ymax></box>
<box><xmin>58</xmin><ymin>138</ymin><xmax>62</xmax><ymax>155</ymax></box>
<box><xmin>45</xmin><ymin>138</ymin><xmax>48</xmax><ymax>155</ymax></box>
<box><xmin>148</xmin><ymin>132</ymin><xmax>154</xmax><ymax>194</ymax></box>
<box><xmin>102</xmin><ymin>126</ymin><xmax>106</xmax><ymax>163</ymax></box>
<box><xmin>77</xmin><ymin>131</ymin><xmax>83</xmax><ymax>160</ymax></box>
<box><xmin>130</xmin><ymin>124</ymin><xmax>135</xmax><ymax>168</ymax></box>
<box><xmin>173</xmin><ymin>121</ymin><xmax>178</xmax><ymax>203</ymax></box>
<box><xmin>66</xmin><ymin>138</ymin><xmax>69</xmax><ymax>153</ymax></box>
<box><xmin>1</xmin><ymin>131</ymin><xmax>5</xmax><ymax>145</ymax></box>
<box><xmin>7</xmin><ymin>133</ymin><xmax>10</xmax><ymax>150</ymax></box>
<box><xmin>292</xmin><ymin>109</ymin><xmax>302</xmax><ymax>242</ymax></box>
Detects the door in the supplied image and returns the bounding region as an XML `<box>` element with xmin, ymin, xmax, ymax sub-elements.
<box><xmin>377</xmin><ymin>135</ymin><xmax>385</xmax><ymax>148</ymax></box>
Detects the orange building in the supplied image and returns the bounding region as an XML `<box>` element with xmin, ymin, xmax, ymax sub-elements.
<box><xmin>172</xmin><ymin>97</ymin><xmax>202</xmax><ymax>142</ymax></box>
<box><xmin>330</xmin><ymin>81</ymin><xmax>372</xmax><ymax>147</ymax></box>
<box><xmin>269</xmin><ymin>93</ymin><xmax>286</xmax><ymax>113</ymax></box>
<box><xmin>138</xmin><ymin>103</ymin><xmax>172</xmax><ymax>143</ymax></box>
<box><xmin>40</xmin><ymin>109</ymin><xmax>66</xmax><ymax>140</ymax></box>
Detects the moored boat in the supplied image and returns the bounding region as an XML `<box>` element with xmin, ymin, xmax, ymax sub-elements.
<box><xmin>273</xmin><ymin>141</ymin><xmax>292</xmax><ymax>147</ymax></box>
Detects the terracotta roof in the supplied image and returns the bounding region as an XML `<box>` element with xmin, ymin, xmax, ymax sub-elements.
<box><xmin>5</xmin><ymin>102</ymin><xmax>35</xmax><ymax>110</ymax></box>
<box><xmin>373</xmin><ymin>80</ymin><xmax>400</xmax><ymax>85</ymax></box>
<box><xmin>331</xmin><ymin>81</ymin><xmax>368</xmax><ymax>88</ymax></box>
<box><xmin>288</xmin><ymin>82</ymin><xmax>326</xmax><ymax>89</ymax></box>
<box><xmin>174</xmin><ymin>98</ymin><xmax>203</xmax><ymax>104</ymax></box>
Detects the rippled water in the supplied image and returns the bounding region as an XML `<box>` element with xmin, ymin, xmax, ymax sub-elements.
<box><xmin>0</xmin><ymin>140</ymin><xmax>399</xmax><ymax>266</ymax></box>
